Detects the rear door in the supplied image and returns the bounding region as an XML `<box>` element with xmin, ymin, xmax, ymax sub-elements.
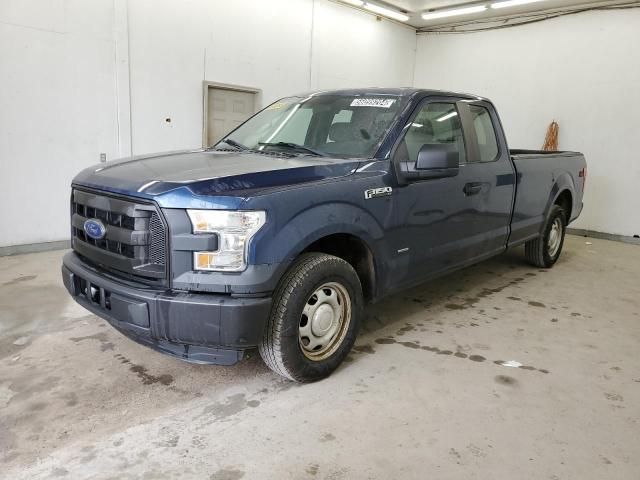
<box><xmin>457</xmin><ymin>100</ymin><xmax>515</xmax><ymax>259</ymax></box>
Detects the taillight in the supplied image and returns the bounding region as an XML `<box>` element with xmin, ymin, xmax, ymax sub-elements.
<box><xmin>579</xmin><ymin>167</ymin><xmax>587</xmax><ymax>190</ymax></box>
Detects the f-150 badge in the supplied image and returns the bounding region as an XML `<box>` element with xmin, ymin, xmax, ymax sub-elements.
<box><xmin>364</xmin><ymin>187</ymin><xmax>392</xmax><ymax>199</ymax></box>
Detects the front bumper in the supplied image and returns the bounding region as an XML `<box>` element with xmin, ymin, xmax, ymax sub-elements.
<box><xmin>61</xmin><ymin>252</ymin><xmax>272</xmax><ymax>365</ymax></box>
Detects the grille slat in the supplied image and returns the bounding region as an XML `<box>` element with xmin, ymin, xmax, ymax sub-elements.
<box><xmin>71</xmin><ymin>189</ymin><xmax>167</xmax><ymax>282</ymax></box>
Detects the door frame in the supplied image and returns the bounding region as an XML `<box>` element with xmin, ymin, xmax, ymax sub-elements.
<box><xmin>202</xmin><ymin>81</ymin><xmax>262</xmax><ymax>148</ymax></box>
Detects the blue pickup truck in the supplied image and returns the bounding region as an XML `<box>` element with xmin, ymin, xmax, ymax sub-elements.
<box><xmin>62</xmin><ymin>88</ymin><xmax>587</xmax><ymax>382</ymax></box>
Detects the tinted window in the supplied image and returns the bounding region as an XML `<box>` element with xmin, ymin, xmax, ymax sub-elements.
<box><xmin>403</xmin><ymin>102</ymin><xmax>466</xmax><ymax>164</ymax></box>
<box><xmin>470</xmin><ymin>105</ymin><xmax>499</xmax><ymax>162</ymax></box>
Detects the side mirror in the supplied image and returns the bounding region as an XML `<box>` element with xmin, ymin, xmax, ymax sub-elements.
<box><xmin>416</xmin><ymin>144</ymin><xmax>459</xmax><ymax>178</ymax></box>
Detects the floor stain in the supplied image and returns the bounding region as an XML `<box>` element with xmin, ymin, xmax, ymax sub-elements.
<box><xmin>449</xmin><ymin>448</ymin><xmax>462</xmax><ymax>464</ymax></box>
<box><xmin>130</xmin><ymin>365</ymin><xmax>173</xmax><ymax>386</ymax></box>
<box><xmin>494</xmin><ymin>359</ymin><xmax>549</xmax><ymax>375</ymax></box>
<box><xmin>353</xmin><ymin>344</ymin><xmax>375</xmax><ymax>354</ymax></box>
<box><xmin>468</xmin><ymin>355</ymin><xmax>486</xmax><ymax>362</ymax></box>
<box><xmin>2</xmin><ymin>275</ymin><xmax>37</xmax><ymax>287</ymax></box>
<box><xmin>528</xmin><ymin>301</ymin><xmax>546</xmax><ymax>308</ymax></box>
<box><xmin>495</xmin><ymin>375</ymin><xmax>518</xmax><ymax>386</ymax></box>
<box><xmin>200</xmin><ymin>393</ymin><xmax>263</xmax><ymax>423</ymax></box>
<box><xmin>70</xmin><ymin>332</ymin><xmax>112</xmax><ymax>349</ymax></box>
<box><xmin>376</xmin><ymin>334</ymin><xmax>550</xmax><ymax>375</ymax></box>
<box><xmin>441</xmin><ymin>275</ymin><xmax>531</xmax><ymax>310</ymax></box>
<box><xmin>604</xmin><ymin>393</ymin><xmax>623</xmax><ymax>402</ymax></box>
<box><xmin>306</xmin><ymin>463</ymin><xmax>320</xmax><ymax>476</ymax></box>
<box><xmin>113</xmin><ymin>354</ymin><xmax>173</xmax><ymax>386</ymax></box>
<box><xmin>396</xmin><ymin>324</ymin><xmax>416</xmax><ymax>335</ymax></box>
<box><xmin>445</xmin><ymin>303</ymin><xmax>466</xmax><ymax>310</ymax></box>
<box><xmin>210</xmin><ymin>468</ymin><xmax>245</xmax><ymax>480</ymax></box>
<box><xmin>320</xmin><ymin>433</ymin><xmax>336</xmax><ymax>442</ymax></box>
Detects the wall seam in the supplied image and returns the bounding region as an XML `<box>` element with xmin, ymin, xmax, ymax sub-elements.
<box><xmin>308</xmin><ymin>0</ymin><xmax>315</xmax><ymax>90</ymax></box>
<box><xmin>113</xmin><ymin>0</ymin><xmax>121</xmax><ymax>156</ymax></box>
<box><xmin>126</xmin><ymin>0</ymin><xmax>133</xmax><ymax>156</ymax></box>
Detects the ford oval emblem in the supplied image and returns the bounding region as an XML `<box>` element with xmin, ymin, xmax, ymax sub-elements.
<box><xmin>83</xmin><ymin>218</ymin><xmax>107</xmax><ymax>240</ymax></box>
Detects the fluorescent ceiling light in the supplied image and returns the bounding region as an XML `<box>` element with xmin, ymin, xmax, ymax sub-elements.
<box><xmin>364</xmin><ymin>2</ymin><xmax>410</xmax><ymax>22</ymax></box>
<box><xmin>422</xmin><ymin>5</ymin><xmax>487</xmax><ymax>20</ymax></box>
<box><xmin>491</xmin><ymin>0</ymin><xmax>546</xmax><ymax>8</ymax></box>
<box><xmin>436</xmin><ymin>112</ymin><xmax>458</xmax><ymax>122</ymax></box>
<box><xmin>340</xmin><ymin>0</ymin><xmax>365</xmax><ymax>6</ymax></box>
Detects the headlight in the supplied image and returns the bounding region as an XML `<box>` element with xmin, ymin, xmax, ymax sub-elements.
<box><xmin>187</xmin><ymin>210</ymin><xmax>266</xmax><ymax>272</ymax></box>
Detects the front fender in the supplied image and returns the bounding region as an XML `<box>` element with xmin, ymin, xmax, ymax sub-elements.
<box><xmin>250</xmin><ymin>202</ymin><xmax>385</xmax><ymax>266</ymax></box>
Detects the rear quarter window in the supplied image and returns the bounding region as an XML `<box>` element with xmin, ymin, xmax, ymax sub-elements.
<box><xmin>470</xmin><ymin>105</ymin><xmax>499</xmax><ymax>162</ymax></box>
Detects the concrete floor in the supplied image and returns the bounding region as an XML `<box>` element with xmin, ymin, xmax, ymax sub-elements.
<box><xmin>0</xmin><ymin>235</ymin><xmax>639</xmax><ymax>479</ymax></box>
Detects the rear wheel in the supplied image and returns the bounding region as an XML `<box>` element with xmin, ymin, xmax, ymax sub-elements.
<box><xmin>525</xmin><ymin>204</ymin><xmax>567</xmax><ymax>268</ymax></box>
<box><xmin>259</xmin><ymin>253</ymin><xmax>363</xmax><ymax>382</ymax></box>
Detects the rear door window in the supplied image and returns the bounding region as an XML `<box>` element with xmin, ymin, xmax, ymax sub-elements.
<box><xmin>469</xmin><ymin>105</ymin><xmax>499</xmax><ymax>162</ymax></box>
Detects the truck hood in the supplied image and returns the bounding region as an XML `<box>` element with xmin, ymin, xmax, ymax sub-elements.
<box><xmin>73</xmin><ymin>150</ymin><xmax>361</xmax><ymax>209</ymax></box>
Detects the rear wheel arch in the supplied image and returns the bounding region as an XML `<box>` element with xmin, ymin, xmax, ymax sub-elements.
<box><xmin>546</xmin><ymin>173</ymin><xmax>575</xmax><ymax>224</ymax></box>
<box><xmin>554</xmin><ymin>189</ymin><xmax>573</xmax><ymax>221</ymax></box>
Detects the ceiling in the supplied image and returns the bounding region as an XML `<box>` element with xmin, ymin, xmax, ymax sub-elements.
<box><xmin>348</xmin><ymin>0</ymin><xmax>637</xmax><ymax>29</ymax></box>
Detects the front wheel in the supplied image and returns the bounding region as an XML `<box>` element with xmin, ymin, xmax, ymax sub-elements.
<box><xmin>525</xmin><ymin>204</ymin><xmax>567</xmax><ymax>268</ymax></box>
<box><xmin>259</xmin><ymin>253</ymin><xmax>363</xmax><ymax>382</ymax></box>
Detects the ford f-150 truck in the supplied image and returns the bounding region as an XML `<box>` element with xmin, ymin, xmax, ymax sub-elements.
<box><xmin>62</xmin><ymin>88</ymin><xmax>586</xmax><ymax>382</ymax></box>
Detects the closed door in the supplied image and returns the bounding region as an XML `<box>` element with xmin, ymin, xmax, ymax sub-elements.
<box><xmin>392</xmin><ymin>100</ymin><xmax>515</xmax><ymax>286</ymax></box>
<box><xmin>391</xmin><ymin>100</ymin><xmax>477</xmax><ymax>285</ymax></box>
<box><xmin>459</xmin><ymin>101</ymin><xmax>515</xmax><ymax>259</ymax></box>
<box><xmin>206</xmin><ymin>87</ymin><xmax>256</xmax><ymax>146</ymax></box>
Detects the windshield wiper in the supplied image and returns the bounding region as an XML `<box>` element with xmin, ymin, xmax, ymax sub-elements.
<box><xmin>214</xmin><ymin>138</ymin><xmax>248</xmax><ymax>151</ymax></box>
<box><xmin>258</xmin><ymin>142</ymin><xmax>327</xmax><ymax>157</ymax></box>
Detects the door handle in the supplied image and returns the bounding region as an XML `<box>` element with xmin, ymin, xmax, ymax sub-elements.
<box><xmin>463</xmin><ymin>182</ymin><xmax>483</xmax><ymax>196</ymax></box>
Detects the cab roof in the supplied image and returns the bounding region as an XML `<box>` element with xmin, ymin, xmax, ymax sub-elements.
<box><xmin>295</xmin><ymin>87</ymin><xmax>487</xmax><ymax>102</ymax></box>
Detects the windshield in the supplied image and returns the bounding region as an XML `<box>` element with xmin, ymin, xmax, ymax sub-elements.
<box><xmin>214</xmin><ymin>94</ymin><xmax>404</xmax><ymax>158</ymax></box>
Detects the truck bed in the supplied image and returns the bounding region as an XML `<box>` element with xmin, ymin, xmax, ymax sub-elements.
<box><xmin>508</xmin><ymin>150</ymin><xmax>587</xmax><ymax>247</ymax></box>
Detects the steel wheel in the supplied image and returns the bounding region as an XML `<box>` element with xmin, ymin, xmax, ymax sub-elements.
<box><xmin>547</xmin><ymin>217</ymin><xmax>563</xmax><ymax>258</ymax></box>
<box><xmin>298</xmin><ymin>282</ymin><xmax>351</xmax><ymax>361</ymax></box>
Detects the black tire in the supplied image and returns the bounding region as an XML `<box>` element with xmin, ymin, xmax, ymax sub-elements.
<box><xmin>259</xmin><ymin>253</ymin><xmax>363</xmax><ymax>382</ymax></box>
<box><xmin>525</xmin><ymin>204</ymin><xmax>567</xmax><ymax>268</ymax></box>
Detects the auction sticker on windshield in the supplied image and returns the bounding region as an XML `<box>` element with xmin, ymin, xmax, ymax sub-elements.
<box><xmin>350</xmin><ymin>98</ymin><xmax>396</xmax><ymax>108</ymax></box>
<box><xmin>267</xmin><ymin>101</ymin><xmax>291</xmax><ymax>110</ymax></box>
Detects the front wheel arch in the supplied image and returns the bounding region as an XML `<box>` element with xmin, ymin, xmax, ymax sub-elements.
<box><xmin>259</xmin><ymin>252</ymin><xmax>363</xmax><ymax>382</ymax></box>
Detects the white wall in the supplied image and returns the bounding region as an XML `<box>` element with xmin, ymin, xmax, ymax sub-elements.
<box><xmin>0</xmin><ymin>0</ymin><xmax>416</xmax><ymax>247</ymax></box>
<box><xmin>310</xmin><ymin>0</ymin><xmax>416</xmax><ymax>90</ymax></box>
<box><xmin>0</xmin><ymin>0</ymin><xmax>121</xmax><ymax>247</ymax></box>
<box><xmin>413</xmin><ymin>9</ymin><xmax>640</xmax><ymax>237</ymax></box>
<box><xmin>127</xmin><ymin>0</ymin><xmax>416</xmax><ymax>154</ymax></box>
<box><xmin>5</xmin><ymin>2</ymin><xmax>635</xmax><ymax>246</ymax></box>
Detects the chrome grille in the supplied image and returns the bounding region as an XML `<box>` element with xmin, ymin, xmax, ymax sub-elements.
<box><xmin>71</xmin><ymin>189</ymin><xmax>167</xmax><ymax>282</ymax></box>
